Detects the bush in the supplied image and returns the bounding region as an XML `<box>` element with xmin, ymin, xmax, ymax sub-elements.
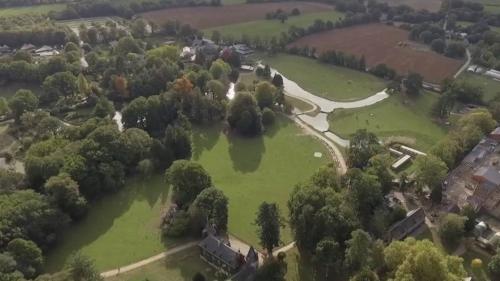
<box><xmin>262</xmin><ymin>108</ymin><xmax>276</xmax><ymax>126</ymax></box>
<box><xmin>164</xmin><ymin>210</ymin><xmax>191</xmax><ymax>237</ymax></box>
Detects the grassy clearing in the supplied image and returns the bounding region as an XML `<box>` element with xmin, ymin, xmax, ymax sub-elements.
<box><xmin>0</xmin><ymin>82</ymin><xmax>44</xmax><ymax>99</ymax></box>
<box><xmin>45</xmin><ymin>115</ymin><xmax>329</xmax><ymax>271</ymax></box>
<box><xmin>204</xmin><ymin>10</ymin><xmax>344</xmax><ymax>41</ymax></box>
<box><xmin>459</xmin><ymin>72</ymin><xmax>500</xmax><ymax>102</ymax></box>
<box><xmin>328</xmin><ymin>92</ymin><xmax>446</xmax><ymax>151</ymax></box>
<box><xmin>0</xmin><ymin>3</ymin><xmax>66</xmax><ymax>16</ymax></box>
<box><xmin>461</xmin><ymin>244</ymin><xmax>493</xmax><ymax>281</ymax></box>
<box><xmin>260</xmin><ymin>53</ymin><xmax>387</xmax><ymax>101</ymax></box>
<box><xmin>106</xmin><ymin>247</ymin><xmax>215</xmax><ymax>281</ymax></box>
<box><xmin>44</xmin><ymin>175</ymin><xmax>179</xmax><ymax>272</ymax></box>
<box><xmin>192</xmin><ymin>115</ymin><xmax>330</xmax><ymax>247</ymax></box>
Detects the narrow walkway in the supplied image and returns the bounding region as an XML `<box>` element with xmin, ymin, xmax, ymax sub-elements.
<box><xmin>454</xmin><ymin>48</ymin><xmax>471</xmax><ymax>79</ymax></box>
<box><xmin>100</xmin><ymin>241</ymin><xmax>199</xmax><ymax>278</ymax></box>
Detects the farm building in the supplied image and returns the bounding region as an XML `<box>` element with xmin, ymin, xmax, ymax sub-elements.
<box><xmin>385</xmin><ymin>207</ymin><xmax>425</xmax><ymax>242</ymax></box>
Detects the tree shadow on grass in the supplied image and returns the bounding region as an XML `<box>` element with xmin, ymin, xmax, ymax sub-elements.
<box><xmin>191</xmin><ymin>124</ymin><xmax>222</xmax><ymax>161</ymax></box>
<box><xmin>227</xmin><ymin>132</ymin><xmax>265</xmax><ymax>173</ymax></box>
<box><xmin>44</xmin><ymin>174</ymin><xmax>171</xmax><ymax>273</ymax></box>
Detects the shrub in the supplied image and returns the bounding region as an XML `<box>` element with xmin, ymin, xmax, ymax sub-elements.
<box><xmin>262</xmin><ymin>108</ymin><xmax>276</xmax><ymax>126</ymax></box>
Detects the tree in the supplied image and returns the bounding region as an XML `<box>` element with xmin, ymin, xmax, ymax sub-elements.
<box><xmin>255</xmin><ymin>81</ymin><xmax>276</xmax><ymax>109</ymax></box>
<box><xmin>166</xmin><ymin>160</ymin><xmax>212</xmax><ymax>206</ymax></box>
<box><xmin>65</xmin><ymin>253</ymin><xmax>103</xmax><ymax>281</ymax></box>
<box><xmin>261</xmin><ymin>108</ymin><xmax>275</xmax><ymax>126</ymax></box>
<box><xmin>403</xmin><ymin>73</ymin><xmax>423</xmax><ymax>96</ymax></box>
<box><xmin>6</xmin><ymin>238</ymin><xmax>43</xmax><ymax>278</ymax></box>
<box><xmin>488</xmin><ymin>249</ymin><xmax>500</xmax><ymax>278</ymax></box>
<box><xmin>314</xmin><ymin>238</ymin><xmax>341</xmax><ymax>280</ymax></box>
<box><xmin>173</xmin><ymin>76</ymin><xmax>194</xmax><ymax>95</ymax></box>
<box><xmin>347</xmin><ymin>129</ymin><xmax>382</xmax><ymax>168</ymax></box>
<box><xmin>137</xmin><ymin>159</ymin><xmax>154</xmax><ymax>177</ymax></box>
<box><xmin>345</xmin><ymin>229</ymin><xmax>374</xmax><ymax>273</ymax></box>
<box><xmin>119</xmin><ymin>128</ymin><xmax>152</xmax><ymax>167</ymax></box>
<box><xmin>44</xmin><ymin>173</ymin><xmax>88</xmax><ymax>219</ymax></box>
<box><xmin>350</xmin><ymin>268</ymin><xmax>380</xmax><ymax>281</ymax></box>
<box><xmin>77</xmin><ymin>73</ymin><xmax>92</xmax><ymax>97</ymax></box>
<box><xmin>192</xmin><ymin>272</ymin><xmax>206</xmax><ymax>281</ymax></box>
<box><xmin>255</xmin><ymin>202</ymin><xmax>282</xmax><ymax>256</ymax></box>
<box><xmin>439</xmin><ymin>213</ymin><xmax>466</xmax><ymax>247</ymax></box>
<box><xmin>93</xmin><ymin>96</ymin><xmax>115</xmax><ymax>118</ymax></box>
<box><xmin>42</xmin><ymin>71</ymin><xmax>78</xmax><ymax>102</ymax></box>
<box><xmin>164</xmin><ymin>124</ymin><xmax>192</xmax><ymax>160</ymax></box>
<box><xmin>445</xmin><ymin>42</ymin><xmax>466</xmax><ymax>58</ymax></box>
<box><xmin>254</xmin><ymin>255</ymin><xmax>287</xmax><ymax>281</ymax></box>
<box><xmin>366</xmin><ymin>154</ymin><xmax>393</xmax><ymax>194</ymax></box>
<box><xmin>461</xmin><ymin>205</ymin><xmax>478</xmax><ymax>233</ymax></box>
<box><xmin>193</xmin><ymin>188</ymin><xmax>229</xmax><ymax>233</ymax></box>
<box><xmin>8</xmin><ymin>89</ymin><xmax>38</xmax><ymax>122</ymax></box>
<box><xmin>431</xmin><ymin>38</ymin><xmax>446</xmax><ymax>53</ymax></box>
<box><xmin>415</xmin><ymin>155</ymin><xmax>448</xmax><ymax>190</ymax></box>
<box><xmin>114</xmin><ymin>36</ymin><xmax>142</xmax><ymax>55</ymax></box>
<box><xmin>271</xmin><ymin>74</ymin><xmax>284</xmax><ymax>88</ymax></box>
<box><xmin>384</xmin><ymin>238</ymin><xmax>466</xmax><ymax>281</ymax></box>
<box><xmin>346</xmin><ymin>169</ymin><xmax>383</xmax><ymax>224</ymax></box>
<box><xmin>209</xmin><ymin>59</ymin><xmax>230</xmax><ymax>80</ymax></box>
<box><xmin>227</xmin><ymin>92</ymin><xmax>262</xmax><ymax>136</ymax></box>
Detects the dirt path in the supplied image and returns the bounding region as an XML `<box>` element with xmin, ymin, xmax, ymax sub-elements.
<box><xmin>454</xmin><ymin>48</ymin><xmax>471</xmax><ymax>79</ymax></box>
<box><xmin>100</xmin><ymin>241</ymin><xmax>199</xmax><ymax>278</ymax></box>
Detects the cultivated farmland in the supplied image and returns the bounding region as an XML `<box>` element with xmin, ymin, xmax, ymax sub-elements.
<box><xmin>140</xmin><ymin>2</ymin><xmax>334</xmax><ymax>28</ymax></box>
<box><xmin>289</xmin><ymin>23</ymin><xmax>464</xmax><ymax>83</ymax></box>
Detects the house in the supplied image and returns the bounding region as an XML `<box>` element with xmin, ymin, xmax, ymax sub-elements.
<box><xmin>232</xmin><ymin>44</ymin><xmax>253</xmax><ymax>56</ymax></box>
<box><xmin>391</xmin><ymin>154</ymin><xmax>411</xmax><ymax>170</ymax></box>
<box><xmin>192</xmin><ymin>38</ymin><xmax>219</xmax><ymax>58</ymax></box>
<box><xmin>0</xmin><ymin>45</ymin><xmax>11</xmax><ymax>54</ymax></box>
<box><xmin>385</xmin><ymin>208</ymin><xmax>425</xmax><ymax>242</ymax></box>
<box><xmin>490</xmin><ymin>127</ymin><xmax>500</xmax><ymax>142</ymax></box>
<box><xmin>199</xmin><ymin>234</ymin><xmax>245</xmax><ymax>274</ymax></box>
<box><xmin>20</xmin><ymin>43</ymin><xmax>35</xmax><ymax>52</ymax></box>
<box><xmin>35</xmin><ymin>45</ymin><xmax>54</xmax><ymax>54</ymax></box>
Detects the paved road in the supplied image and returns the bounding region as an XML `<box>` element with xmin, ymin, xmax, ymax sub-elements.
<box><xmin>454</xmin><ymin>48</ymin><xmax>472</xmax><ymax>79</ymax></box>
<box><xmin>100</xmin><ymin>241</ymin><xmax>199</xmax><ymax>278</ymax></box>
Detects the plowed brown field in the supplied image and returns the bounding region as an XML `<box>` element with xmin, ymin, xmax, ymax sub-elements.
<box><xmin>289</xmin><ymin>23</ymin><xmax>463</xmax><ymax>83</ymax></box>
<box><xmin>141</xmin><ymin>2</ymin><xmax>334</xmax><ymax>29</ymax></box>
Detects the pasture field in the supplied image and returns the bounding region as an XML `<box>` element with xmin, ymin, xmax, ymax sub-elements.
<box><xmin>289</xmin><ymin>23</ymin><xmax>464</xmax><ymax>84</ymax></box>
<box><xmin>0</xmin><ymin>3</ymin><xmax>66</xmax><ymax>16</ymax></box>
<box><xmin>106</xmin><ymin>248</ymin><xmax>216</xmax><ymax>281</ymax></box>
<box><xmin>261</xmin><ymin>53</ymin><xmax>387</xmax><ymax>101</ymax></box>
<box><xmin>380</xmin><ymin>0</ymin><xmax>442</xmax><ymax>11</ymax></box>
<box><xmin>459</xmin><ymin>72</ymin><xmax>500</xmax><ymax>102</ymax></box>
<box><xmin>204</xmin><ymin>10</ymin><xmax>344</xmax><ymax>41</ymax></box>
<box><xmin>328</xmin><ymin>92</ymin><xmax>446</xmax><ymax>150</ymax></box>
<box><xmin>472</xmin><ymin>0</ymin><xmax>500</xmax><ymax>13</ymax></box>
<box><xmin>45</xmin><ymin>115</ymin><xmax>329</xmax><ymax>271</ymax></box>
<box><xmin>192</xmin><ymin>115</ymin><xmax>330</xmax><ymax>247</ymax></box>
<box><xmin>0</xmin><ymin>82</ymin><xmax>44</xmax><ymax>98</ymax></box>
<box><xmin>44</xmin><ymin>175</ymin><xmax>179</xmax><ymax>272</ymax></box>
<box><xmin>140</xmin><ymin>2</ymin><xmax>334</xmax><ymax>28</ymax></box>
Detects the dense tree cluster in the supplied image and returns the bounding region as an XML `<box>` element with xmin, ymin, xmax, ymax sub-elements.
<box><xmin>0</xmin><ymin>15</ymin><xmax>71</xmax><ymax>47</ymax></box>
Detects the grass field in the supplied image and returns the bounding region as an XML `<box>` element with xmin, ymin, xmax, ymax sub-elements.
<box><xmin>472</xmin><ymin>0</ymin><xmax>500</xmax><ymax>13</ymax></box>
<box><xmin>45</xmin><ymin>115</ymin><xmax>329</xmax><ymax>271</ymax></box>
<box><xmin>204</xmin><ymin>10</ymin><xmax>344</xmax><ymax>41</ymax></box>
<box><xmin>44</xmin><ymin>175</ymin><xmax>179</xmax><ymax>272</ymax></box>
<box><xmin>0</xmin><ymin>3</ymin><xmax>66</xmax><ymax>16</ymax></box>
<box><xmin>456</xmin><ymin>21</ymin><xmax>500</xmax><ymax>33</ymax></box>
<box><xmin>0</xmin><ymin>82</ymin><xmax>44</xmax><ymax>98</ymax></box>
<box><xmin>459</xmin><ymin>72</ymin><xmax>500</xmax><ymax>102</ymax></box>
<box><xmin>328</xmin><ymin>92</ymin><xmax>446</xmax><ymax>151</ymax></box>
<box><xmin>106</xmin><ymin>247</ymin><xmax>215</xmax><ymax>281</ymax></box>
<box><xmin>192</xmin><ymin>115</ymin><xmax>330</xmax><ymax>247</ymax></box>
<box><xmin>260</xmin><ymin>53</ymin><xmax>387</xmax><ymax>101</ymax></box>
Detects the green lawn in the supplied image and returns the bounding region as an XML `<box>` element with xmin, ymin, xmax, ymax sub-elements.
<box><xmin>456</xmin><ymin>20</ymin><xmax>500</xmax><ymax>33</ymax></box>
<box><xmin>459</xmin><ymin>72</ymin><xmax>500</xmax><ymax>102</ymax></box>
<box><xmin>0</xmin><ymin>3</ymin><xmax>66</xmax><ymax>16</ymax></box>
<box><xmin>328</xmin><ymin>92</ymin><xmax>446</xmax><ymax>151</ymax></box>
<box><xmin>461</xmin><ymin>245</ymin><xmax>493</xmax><ymax>281</ymax></box>
<box><xmin>106</xmin><ymin>247</ymin><xmax>216</xmax><ymax>281</ymax></box>
<box><xmin>45</xmin><ymin>115</ymin><xmax>329</xmax><ymax>272</ymax></box>
<box><xmin>285</xmin><ymin>247</ymin><xmax>315</xmax><ymax>281</ymax></box>
<box><xmin>204</xmin><ymin>10</ymin><xmax>344</xmax><ymax>41</ymax></box>
<box><xmin>0</xmin><ymin>82</ymin><xmax>44</xmax><ymax>98</ymax></box>
<box><xmin>472</xmin><ymin>0</ymin><xmax>500</xmax><ymax>13</ymax></box>
<box><xmin>260</xmin><ymin>53</ymin><xmax>387</xmax><ymax>101</ymax></box>
<box><xmin>192</xmin><ymin>115</ymin><xmax>330</xmax><ymax>247</ymax></box>
<box><xmin>44</xmin><ymin>175</ymin><xmax>179</xmax><ymax>272</ymax></box>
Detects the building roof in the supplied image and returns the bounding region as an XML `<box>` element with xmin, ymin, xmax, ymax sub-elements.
<box><xmin>386</xmin><ymin>207</ymin><xmax>425</xmax><ymax>241</ymax></box>
<box><xmin>35</xmin><ymin>45</ymin><xmax>53</xmax><ymax>53</ymax></box>
<box><xmin>474</xmin><ymin>167</ymin><xmax>500</xmax><ymax>186</ymax></box>
<box><xmin>20</xmin><ymin>43</ymin><xmax>35</xmax><ymax>50</ymax></box>
<box><xmin>199</xmin><ymin>235</ymin><xmax>240</xmax><ymax>269</ymax></box>
<box><xmin>491</xmin><ymin>127</ymin><xmax>500</xmax><ymax>136</ymax></box>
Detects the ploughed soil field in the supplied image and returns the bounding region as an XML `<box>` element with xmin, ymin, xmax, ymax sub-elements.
<box><xmin>380</xmin><ymin>0</ymin><xmax>442</xmax><ymax>11</ymax></box>
<box><xmin>140</xmin><ymin>1</ymin><xmax>334</xmax><ymax>28</ymax></box>
<box><xmin>289</xmin><ymin>23</ymin><xmax>463</xmax><ymax>83</ymax></box>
